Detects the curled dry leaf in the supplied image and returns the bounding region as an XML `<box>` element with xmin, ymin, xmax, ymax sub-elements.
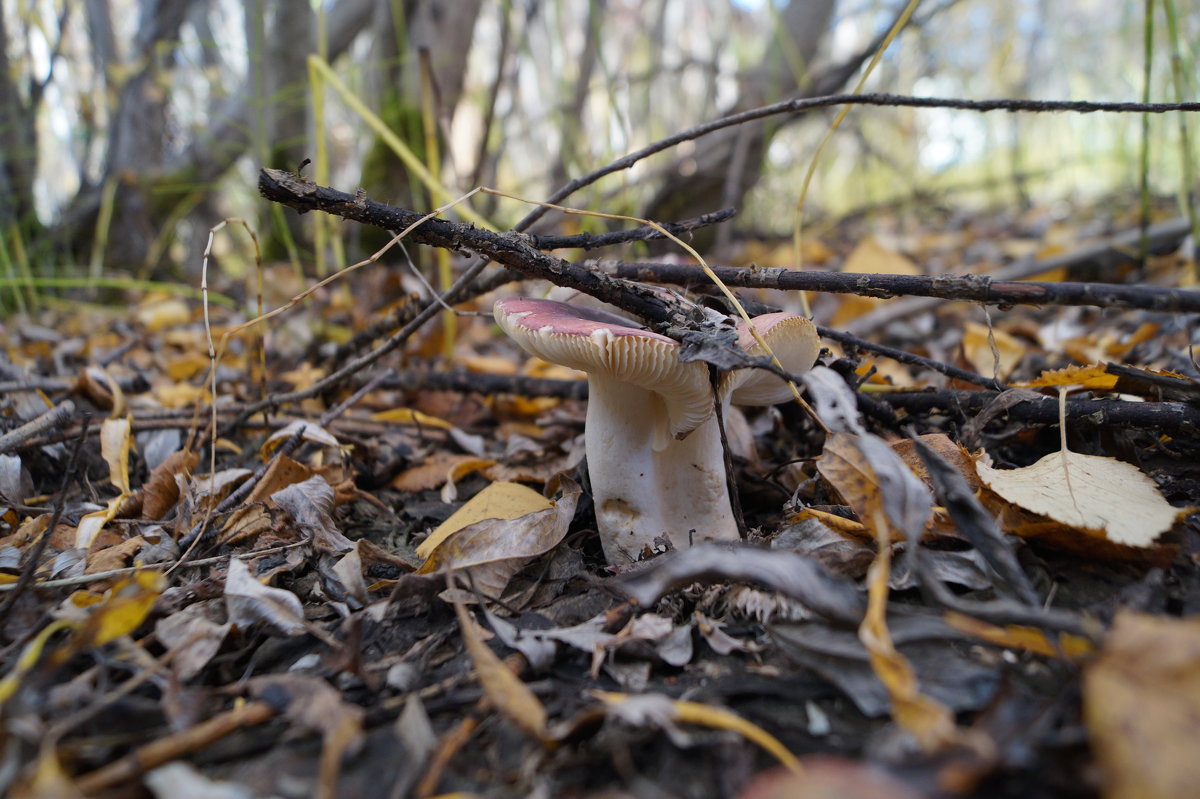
<box><xmin>417</xmin><ymin>480</ymin><xmax>579</xmax><ymax>598</ymax></box>
<box><xmin>975</xmin><ymin>450</ymin><xmax>1185</xmax><ymax>547</ymax></box>
<box><xmin>271</xmin><ymin>475</ymin><xmax>353</xmax><ymax>554</ymax></box>
<box><xmin>224</xmin><ymin>558</ymin><xmax>307</xmax><ymax>636</ymax></box>
<box><xmin>154</xmin><ymin>601</ymin><xmax>232</xmax><ymax>681</ymax></box>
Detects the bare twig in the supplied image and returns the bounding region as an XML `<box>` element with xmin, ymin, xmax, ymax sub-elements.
<box><xmin>600</xmin><ymin>250</ymin><xmax>1200</xmax><ymax>315</ymax></box>
<box><xmin>0</xmin><ymin>400</ymin><xmax>77</xmax><ymax>454</ymax></box>
<box><xmin>0</xmin><ymin>415</ymin><xmax>90</xmax><ymax>620</ymax></box>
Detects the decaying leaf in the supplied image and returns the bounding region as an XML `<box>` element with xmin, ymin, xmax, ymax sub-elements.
<box><xmin>271</xmin><ymin>475</ymin><xmax>353</xmax><ymax>553</ymax></box>
<box><xmin>975</xmin><ymin>449</ymin><xmax>1184</xmax><ymax>547</ymax></box>
<box><xmin>1084</xmin><ymin>611</ymin><xmax>1200</xmax><ymax>799</ymax></box>
<box><xmin>155</xmin><ymin>601</ymin><xmax>232</xmax><ymax>681</ymax></box>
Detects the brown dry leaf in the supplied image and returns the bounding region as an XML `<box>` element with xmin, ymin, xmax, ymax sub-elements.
<box><xmin>154</xmin><ymin>601</ymin><xmax>232</xmax><ymax>681</ymax></box>
<box><xmin>224</xmin><ymin>558</ymin><xmax>307</xmax><ymax>636</ymax></box>
<box><xmin>142</xmin><ymin>448</ymin><xmax>198</xmax><ymax>521</ymax></box>
<box><xmin>220</xmin><ymin>456</ymin><xmax>312</xmax><ymax>546</ymax></box>
<box><xmin>270</xmin><ymin>475</ymin><xmax>353</xmax><ymax>554</ymax></box>
<box><xmin>961</xmin><ymin>321</ymin><xmax>1025</xmax><ymax>382</ymax></box>
<box><xmin>975</xmin><ymin>450</ymin><xmax>1184</xmax><ymax>547</ymax></box>
<box><xmin>453</xmin><ymin>601</ymin><xmax>548</xmax><ymax>740</ymax></box>
<box><xmin>417</xmin><ymin>481</ymin><xmax>579</xmax><ymax>598</ymax></box>
<box><xmin>1084</xmin><ymin>610</ymin><xmax>1200</xmax><ymax>799</ymax></box>
<box><xmin>84</xmin><ymin>535</ymin><xmax>145</xmax><ymax>574</ymax></box>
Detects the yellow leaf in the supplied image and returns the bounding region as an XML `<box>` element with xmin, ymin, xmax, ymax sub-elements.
<box><xmin>454</xmin><ymin>602</ymin><xmax>547</xmax><ymax>740</ymax></box>
<box><xmin>135</xmin><ymin>297</ymin><xmax>191</xmax><ymax>332</ymax></box>
<box><xmin>829</xmin><ymin>237</ymin><xmax>920</xmax><ymax>327</ymax></box>
<box><xmin>74</xmin><ymin>494</ymin><xmax>127</xmax><ymax>549</ymax></box>
<box><xmin>416</xmin><ymin>482</ymin><xmax>578</xmax><ymax>597</ymax></box>
<box><xmin>100</xmin><ymin>416</ymin><xmax>132</xmax><ymax>494</ymax></box>
<box><xmin>370</xmin><ymin>407</ymin><xmax>454</xmax><ymax>430</ymax></box>
<box><xmin>1084</xmin><ymin>611</ymin><xmax>1200</xmax><ymax>799</ymax></box>
<box><xmin>1012</xmin><ymin>364</ymin><xmax>1117</xmax><ymax>390</ymax></box>
<box><xmin>79</xmin><ymin>570</ymin><xmax>166</xmax><ymax>647</ymax></box>
<box><xmin>975</xmin><ymin>450</ymin><xmax>1185</xmax><ymax>547</ymax></box>
<box><xmin>0</xmin><ymin>619</ymin><xmax>76</xmax><ymax>705</ymax></box>
<box><xmin>961</xmin><ymin>321</ymin><xmax>1024</xmax><ymax>381</ymax></box>
<box><xmin>417</xmin><ymin>481</ymin><xmax>554</xmax><ymax>561</ymax></box>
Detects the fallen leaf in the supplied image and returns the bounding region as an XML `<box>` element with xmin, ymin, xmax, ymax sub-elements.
<box><xmin>962</xmin><ymin>320</ymin><xmax>1025</xmax><ymax>381</ymax></box>
<box><xmin>417</xmin><ymin>481</ymin><xmax>553</xmax><ymax>559</ymax></box>
<box><xmin>271</xmin><ymin>475</ymin><xmax>353</xmax><ymax>553</ymax></box>
<box><xmin>370</xmin><ymin>407</ymin><xmax>454</xmax><ymax>430</ymax></box>
<box><xmin>975</xmin><ymin>450</ymin><xmax>1184</xmax><ymax>547</ymax></box>
<box><xmin>1084</xmin><ymin>611</ymin><xmax>1200</xmax><ymax>799</ymax></box>
<box><xmin>155</xmin><ymin>601</ymin><xmax>232</xmax><ymax>681</ymax></box>
<box><xmin>453</xmin><ymin>601</ymin><xmax>548</xmax><ymax>740</ymax></box>
<box><xmin>224</xmin><ymin>558</ymin><xmax>307</xmax><ymax>636</ymax></box>
<box><xmin>417</xmin><ymin>481</ymin><xmax>578</xmax><ymax>598</ymax></box>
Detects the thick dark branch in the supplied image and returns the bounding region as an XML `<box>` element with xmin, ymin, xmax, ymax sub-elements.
<box><xmin>517</xmin><ymin>93</ymin><xmax>1200</xmax><ymax>232</ymax></box>
<box><xmin>257</xmin><ymin>167</ymin><xmax>686</xmax><ymax>327</ymax></box>
<box><xmin>599</xmin><ymin>260</ymin><xmax>1200</xmax><ymax>314</ymax></box>
<box><xmin>881</xmin><ymin>390</ymin><xmax>1200</xmax><ymax>435</ymax></box>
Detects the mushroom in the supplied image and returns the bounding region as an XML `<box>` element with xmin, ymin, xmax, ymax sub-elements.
<box><xmin>493</xmin><ymin>297</ymin><xmax>818</xmax><ymax>564</ymax></box>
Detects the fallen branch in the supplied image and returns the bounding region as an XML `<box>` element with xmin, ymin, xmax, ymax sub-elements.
<box><xmin>258</xmin><ymin>168</ymin><xmax>686</xmax><ymax>328</ymax></box>
<box><xmin>599</xmin><ymin>251</ymin><xmax>1200</xmax><ymax>314</ymax></box>
<box><xmin>880</xmin><ymin>390</ymin><xmax>1200</xmax><ymax>435</ymax></box>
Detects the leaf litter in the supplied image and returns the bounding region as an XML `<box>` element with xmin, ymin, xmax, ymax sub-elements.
<box><xmin>0</xmin><ymin>200</ymin><xmax>1198</xmax><ymax>799</ymax></box>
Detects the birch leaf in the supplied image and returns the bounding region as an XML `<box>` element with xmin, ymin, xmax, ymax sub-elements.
<box><xmin>975</xmin><ymin>450</ymin><xmax>1183</xmax><ymax>547</ymax></box>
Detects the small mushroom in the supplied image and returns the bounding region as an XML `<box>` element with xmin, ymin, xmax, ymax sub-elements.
<box><xmin>494</xmin><ymin>297</ymin><xmax>818</xmax><ymax>564</ymax></box>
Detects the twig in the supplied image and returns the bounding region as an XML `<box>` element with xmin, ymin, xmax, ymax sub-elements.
<box><xmin>599</xmin><ymin>251</ymin><xmax>1200</xmax><ymax>314</ymax></box>
<box><xmin>0</xmin><ymin>400</ymin><xmax>77</xmax><ymax>454</ymax></box>
<box><xmin>73</xmin><ymin>700</ymin><xmax>277</xmax><ymax>795</ymax></box>
<box><xmin>0</xmin><ymin>416</ymin><xmax>90</xmax><ymax>621</ymax></box>
<box><xmin>881</xmin><ymin>390</ymin><xmax>1200</xmax><ymax>435</ymax></box>
<box><xmin>258</xmin><ymin>168</ymin><xmax>686</xmax><ymax>328</ymax></box>
<box><xmin>526</xmin><ymin>207</ymin><xmax>736</xmax><ymax>251</ymax></box>
<box><xmin>514</xmin><ymin>92</ymin><xmax>1200</xmax><ymax>234</ymax></box>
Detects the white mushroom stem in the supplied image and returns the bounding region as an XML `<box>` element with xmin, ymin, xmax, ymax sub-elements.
<box><xmin>585</xmin><ymin>377</ymin><xmax>738</xmax><ymax>563</ymax></box>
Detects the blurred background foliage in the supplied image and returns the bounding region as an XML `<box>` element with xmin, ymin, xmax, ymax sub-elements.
<box><xmin>0</xmin><ymin>0</ymin><xmax>1196</xmax><ymax>294</ymax></box>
